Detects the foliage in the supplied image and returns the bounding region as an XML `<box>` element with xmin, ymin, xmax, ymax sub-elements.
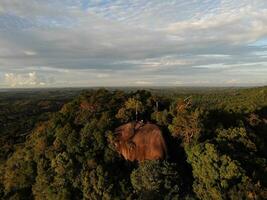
<box><xmin>131</xmin><ymin>160</ymin><xmax>181</xmax><ymax>199</ymax></box>
<box><xmin>3</xmin><ymin>148</ymin><xmax>36</xmax><ymax>199</ymax></box>
<box><xmin>0</xmin><ymin>89</ymin><xmax>80</xmax><ymax>163</ymax></box>
<box><xmin>169</xmin><ymin>99</ymin><xmax>203</xmax><ymax>144</ymax></box>
<box><xmin>0</xmin><ymin>86</ymin><xmax>266</xmax><ymax>199</ymax></box>
<box><xmin>116</xmin><ymin>97</ymin><xmax>144</xmax><ymax>122</ymax></box>
<box><xmin>185</xmin><ymin>143</ymin><xmax>261</xmax><ymax>200</ymax></box>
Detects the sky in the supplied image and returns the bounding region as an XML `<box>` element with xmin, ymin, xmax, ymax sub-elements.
<box><xmin>0</xmin><ymin>0</ymin><xmax>267</xmax><ymax>88</ymax></box>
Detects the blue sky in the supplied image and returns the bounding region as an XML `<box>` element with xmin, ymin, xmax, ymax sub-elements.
<box><xmin>0</xmin><ymin>0</ymin><xmax>267</xmax><ymax>87</ymax></box>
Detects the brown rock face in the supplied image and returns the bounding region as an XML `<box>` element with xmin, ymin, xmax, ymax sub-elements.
<box><xmin>113</xmin><ymin>122</ymin><xmax>167</xmax><ymax>162</ymax></box>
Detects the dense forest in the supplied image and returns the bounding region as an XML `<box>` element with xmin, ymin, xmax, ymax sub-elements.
<box><xmin>0</xmin><ymin>89</ymin><xmax>83</xmax><ymax>163</ymax></box>
<box><xmin>0</xmin><ymin>87</ymin><xmax>266</xmax><ymax>200</ymax></box>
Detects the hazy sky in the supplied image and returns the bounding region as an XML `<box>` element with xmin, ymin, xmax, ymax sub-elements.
<box><xmin>0</xmin><ymin>0</ymin><xmax>267</xmax><ymax>88</ymax></box>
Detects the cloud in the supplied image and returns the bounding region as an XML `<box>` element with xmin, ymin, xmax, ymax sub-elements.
<box><xmin>134</xmin><ymin>81</ymin><xmax>153</xmax><ymax>85</ymax></box>
<box><xmin>4</xmin><ymin>72</ymin><xmax>46</xmax><ymax>87</ymax></box>
<box><xmin>226</xmin><ymin>79</ymin><xmax>239</xmax><ymax>84</ymax></box>
<box><xmin>166</xmin><ymin>5</ymin><xmax>267</xmax><ymax>44</ymax></box>
<box><xmin>0</xmin><ymin>0</ymin><xmax>266</xmax><ymax>87</ymax></box>
<box><xmin>173</xmin><ymin>81</ymin><xmax>184</xmax><ymax>85</ymax></box>
<box><xmin>24</xmin><ymin>50</ymin><xmax>37</xmax><ymax>56</ymax></box>
<box><xmin>96</xmin><ymin>73</ymin><xmax>110</xmax><ymax>78</ymax></box>
<box><xmin>0</xmin><ymin>0</ymin><xmax>79</xmax><ymax>18</ymax></box>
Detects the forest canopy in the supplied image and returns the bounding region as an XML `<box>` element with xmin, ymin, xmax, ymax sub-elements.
<box><xmin>0</xmin><ymin>86</ymin><xmax>266</xmax><ymax>199</ymax></box>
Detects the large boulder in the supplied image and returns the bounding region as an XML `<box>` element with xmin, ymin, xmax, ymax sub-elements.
<box><xmin>113</xmin><ymin>122</ymin><xmax>167</xmax><ymax>162</ymax></box>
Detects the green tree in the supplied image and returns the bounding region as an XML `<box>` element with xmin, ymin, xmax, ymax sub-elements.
<box><xmin>169</xmin><ymin>99</ymin><xmax>203</xmax><ymax>144</ymax></box>
<box><xmin>3</xmin><ymin>148</ymin><xmax>36</xmax><ymax>198</ymax></box>
<box><xmin>116</xmin><ymin>98</ymin><xmax>144</xmax><ymax>122</ymax></box>
<box><xmin>151</xmin><ymin>109</ymin><xmax>170</xmax><ymax>126</ymax></box>
<box><xmin>185</xmin><ymin>143</ymin><xmax>260</xmax><ymax>200</ymax></box>
<box><xmin>131</xmin><ymin>160</ymin><xmax>181</xmax><ymax>200</ymax></box>
<box><xmin>82</xmin><ymin>165</ymin><xmax>113</xmax><ymax>200</ymax></box>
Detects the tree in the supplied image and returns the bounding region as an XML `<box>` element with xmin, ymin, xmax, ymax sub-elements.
<box><xmin>116</xmin><ymin>98</ymin><xmax>144</xmax><ymax>122</ymax></box>
<box><xmin>169</xmin><ymin>99</ymin><xmax>203</xmax><ymax>144</ymax></box>
<box><xmin>185</xmin><ymin>143</ymin><xmax>261</xmax><ymax>200</ymax></box>
<box><xmin>81</xmin><ymin>165</ymin><xmax>113</xmax><ymax>200</ymax></box>
<box><xmin>131</xmin><ymin>160</ymin><xmax>181</xmax><ymax>200</ymax></box>
<box><xmin>215</xmin><ymin>127</ymin><xmax>267</xmax><ymax>190</ymax></box>
<box><xmin>3</xmin><ymin>148</ymin><xmax>36</xmax><ymax>198</ymax></box>
<box><xmin>151</xmin><ymin>109</ymin><xmax>170</xmax><ymax>126</ymax></box>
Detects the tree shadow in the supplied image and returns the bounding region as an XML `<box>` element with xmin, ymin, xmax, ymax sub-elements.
<box><xmin>200</xmin><ymin>109</ymin><xmax>245</xmax><ymax>142</ymax></box>
<box><xmin>161</xmin><ymin>126</ymin><xmax>195</xmax><ymax>197</ymax></box>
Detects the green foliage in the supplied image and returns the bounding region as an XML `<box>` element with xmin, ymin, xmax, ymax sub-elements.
<box><xmin>151</xmin><ymin>109</ymin><xmax>170</xmax><ymax>126</ymax></box>
<box><xmin>116</xmin><ymin>98</ymin><xmax>144</xmax><ymax>122</ymax></box>
<box><xmin>185</xmin><ymin>143</ymin><xmax>259</xmax><ymax>199</ymax></box>
<box><xmin>0</xmin><ymin>89</ymin><xmax>80</xmax><ymax>163</ymax></box>
<box><xmin>215</xmin><ymin>127</ymin><xmax>267</xmax><ymax>188</ymax></box>
<box><xmin>82</xmin><ymin>165</ymin><xmax>113</xmax><ymax>200</ymax></box>
<box><xmin>215</xmin><ymin>127</ymin><xmax>257</xmax><ymax>154</ymax></box>
<box><xmin>169</xmin><ymin>99</ymin><xmax>203</xmax><ymax>143</ymax></box>
<box><xmin>0</xmin><ymin>87</ymin><xmax>267</xmax><ymax>199</ymax></box>
<box><xmin>3</xmin><ymin>148</ymin><xmax>36</xmax><ymax>198</ymax></box>
<box><xmin>185</xmin><ymin>128</ymin><xmax>265</xmax><ymax>200</ymax></box>
<box><xmin>0</xmin><ymin>89</ymin><xmax>136</xmax><ymax>199</ymax></box>
<box><xmin>131</xmin><ymin>160</ymin><xmax>181</xmax><ymax>199</ymax></box>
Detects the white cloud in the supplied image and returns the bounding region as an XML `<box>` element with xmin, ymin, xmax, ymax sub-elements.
<box><xmin>96</xmin><ymin>73</ymin><xmax>110</xmax><ymax>78</ymax></box>
<box><xmin>134</xmin><ymin>81</ymin><xmax>153</xmax><ymax>85</ymax></box>
<box><xmin>173</xmin><ymin>81</ymin><xmax>184</xmax><ymax>85</ymax></box>
<box><xmin>166</xmin><ymin>5</ymin><xmax>267</xmax><ymax>44</ymax></box>
<box><xmin>24</xmin><ymin>50</ymin><xmax>37</xmax><ymax>56</ymax></box>
<box><xmin>193</xmin><ymin>63</ymin><xmax>229</xmax><ymax>69</ymax></box>
<box><xmin>226</xmin><ymin>79</ymin><xmax>239</xmax><ymax>84</ymax></box>
<box><xmin>4</xmin><ymin>72</ymin><xmax>45</xmax><ymax>87</ymax></box>
<box><xmin>0</xmin><ymin>0</ymin><xmax>76</xmax><ymax>17</ymax></box>
<box><xmin>0</xmin><ymin>0</ymin><xmax>267</xmax><ymax>87</ymax></box>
